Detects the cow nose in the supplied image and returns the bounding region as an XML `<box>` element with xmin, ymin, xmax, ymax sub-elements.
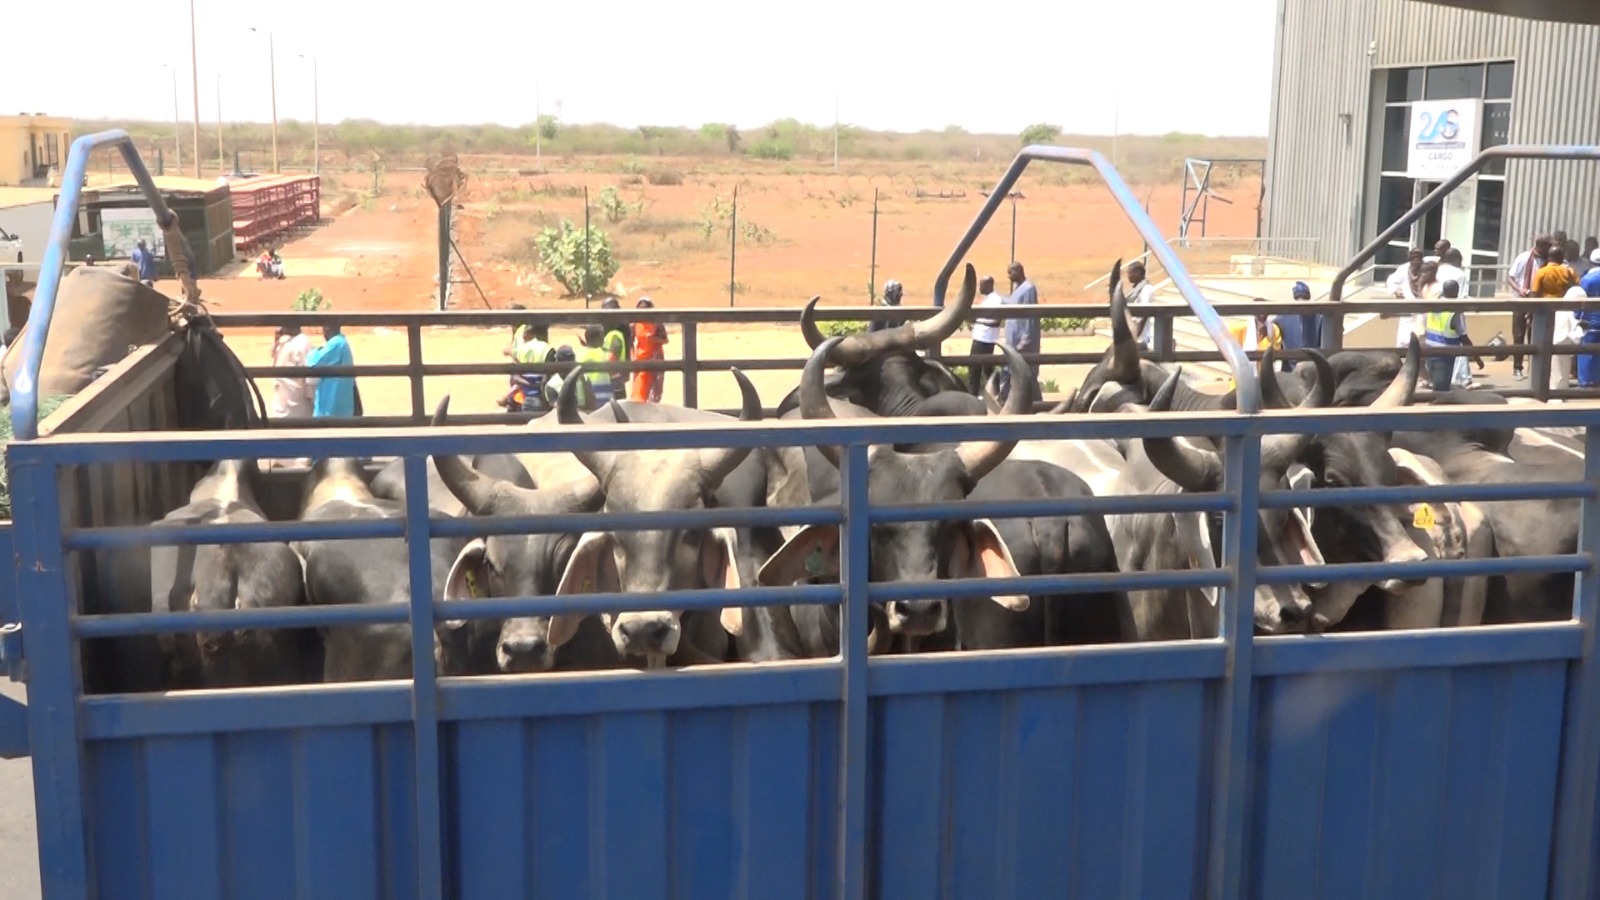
<box><xmin>887</xmin><ymin>600</ymin><xmax>947</xmax><ymax>636</ymax></box>
<box><xmin>497</xmin><ymin>635</ymin><xmax>552</xmax><ymax>673</ymax></box>
<box><xmin>617</xmin><ymin>617</ymin><xmax>676</xmax><ymax>654</ymax></box>
<box><xmin>1279</xmin><ymin>602</ymin><xmax>1307</xmax><ymax>626</ymax></box>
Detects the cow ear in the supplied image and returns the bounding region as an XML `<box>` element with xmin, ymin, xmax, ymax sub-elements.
<box><xmin>442</xmin><ymin>538</ymin><xmax>489</xmax><ymax>633</ymax></box>
<box><xmin>701</xmin><ymin>527</ymin><xmax>750</xmax><ymax>635</ymax></box>
<box><xmin>1287</xmin><ymin>464</ymin><xmax>1316</xmax><ymax>528</ymax></box>
<box><xmin>1172</xmin><ymin>512</ymin><xmax>1221</xmax><ymax>608</ymax></box>
<box><xmin>445</xmin><ymin>539</ymin><xmax>488</xmax><ymax>601</ymax></box>
<box><xmin>953</xmin><ymin>519</ymin><xmax>1029</xmax><ymax>611</ymax></box>
<box><xmin>1388</xmin><ymin>447</ymin><xmax>1443</xmax><ymax>487</ymax></box>
<box><xmin>552</xmin><ymin>532</ymin><xmax>615</xmax><ymax>647</ymax></box>
<box><xmin>757</xmin><ymin>525</ymin><xmax>841</xmax><ymax>587</ymax></box>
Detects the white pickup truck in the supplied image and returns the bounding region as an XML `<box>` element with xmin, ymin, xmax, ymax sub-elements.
<box><xmin>0</xmin><ymin>227</ymin><xmax>20</xmax><ymax>264</ymax></box>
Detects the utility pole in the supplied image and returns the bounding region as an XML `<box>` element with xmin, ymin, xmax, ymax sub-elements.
<box><xmin>250</xmin><ymin>27</ymin><xmax>279</xmax><ymax>173</ymax></box>
<box><xmin>189</xmin><ymin>0</ymin><xmax>201</xmax><ymax>177</ymax></box>
<box><xmin>164</xmin><ymin>64</ymin><xmax>182</xmax><ymax>171</ymax></box>
<box><xmin>833</xmin><ymin>93</ymin><xmax>839</xmax><ymax>173</ymax></box>
<box><xmin>215</xmin><ymin>75</ymin><xmax>225</xmax><ymax>173</ymax></box>
<box><xmin>534</xmin><ymin>82</ymin><xmax>541</xmax><ymax>168</ymax></box>
<box><xmin>299</xmin><ymin>54</ymin><xmax>320</xmax><ymax>174</ymax></box>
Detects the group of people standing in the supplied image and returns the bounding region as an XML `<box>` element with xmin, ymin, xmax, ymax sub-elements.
<box><xmin>500</xmin><ymin>296</ymin><xmax>669</xmax><ymax>413</ymax></box>
<box><xmin>1506</xmin><ymin>231</ymin><xmax>1600</xmax><ymax>387</ymax></box>
<box><xmin>1385</xmin><ymin>239</ymin><xmax>1483</xmax><ymax>390</ymax></box>
<box><xmin>868</xmin><ymin>262</ymin><xmax>1041</xmax><ymax>401</ymax></box>
<box><xmin>270</xmin><ymin>321</ymin><xmax>358</xmax><ymax>420</ymax></box>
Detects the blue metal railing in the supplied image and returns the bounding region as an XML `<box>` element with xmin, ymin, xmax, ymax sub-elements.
<box><xmin>930</xmin><ymin>146</ymin><xmax>1259</xmax><ymax>412</ymax></box>
<box><xmin>8</xmin><ymin>401</ymin><xmax>1600</xmax><ymax>898</ymax></box>
<box><xmin>10</xmin><ymin>129</ymin><xmax>200</xmax><ymax>442</ymax></box>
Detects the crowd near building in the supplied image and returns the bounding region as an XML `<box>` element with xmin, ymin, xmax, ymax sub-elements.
<box><xmin>1262</xmin><ymin>0</ymin><xmax>1600</xmax><ymax>295</ymax></box>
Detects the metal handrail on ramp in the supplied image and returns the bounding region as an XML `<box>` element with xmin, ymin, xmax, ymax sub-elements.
<box><xmin>931</xmin><ymin>146</ymin><xmax>1260</xmax><ymax>413</ymax></box>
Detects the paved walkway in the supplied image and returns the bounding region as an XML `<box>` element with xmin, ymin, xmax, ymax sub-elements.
<box><xmin>0</xmin><ymin>681</ymin><xmax>39</xmax><ymax>899</ymax></box>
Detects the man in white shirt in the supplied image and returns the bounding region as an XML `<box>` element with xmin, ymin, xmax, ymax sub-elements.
<box><xmin>1506</xmin><ymin>234</ymin><xmax>1553</xmax><ymax>379</ymax></box>
<box><xmin>271</xmin><ymin>324</ymin><xmax>313</xmax><ymax>419</ymax></box>
<box><xmin>1387</xmin><ymin>247</ymin><xmax>1425</xmax><ymax>347</ymax></box>
<box><xmin>968</xmin><ymin>275</ymin><xmax>1006</xmax><ymax>393</ymax></box>
<box><xmin>1123</xmin><ymin>260</ymin><xmax>1159</xmax><ymax>350</ymax></box>
<box><xmin>1436</xmin><ymin>247</ymin><xmax>1468</xmax><ymax>295</ymax></box>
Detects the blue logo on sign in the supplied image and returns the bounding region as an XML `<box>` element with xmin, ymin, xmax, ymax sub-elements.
<box><xmin>1418</xmin><ymin>109</ymin><xmax>1461</xmax><ymax>143</ymax></box>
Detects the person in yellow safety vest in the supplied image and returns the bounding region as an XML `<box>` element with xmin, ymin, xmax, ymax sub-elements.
<box><xmin>598</xmin><ymin>298</ymin><xmax>630</xmax><ymax>397</ymax></box>
<box><xmin>575</xmin><ymin>325</ymin><xmax>616</xmax><ymax>410</ymax></box>
<box><xmin>1423</xmin><ymin>280</ymin><xmax>1467</xmax><ymax>392</ymax></box>
<box><xmin>502</xmin><ymin>320</ymin><xmax>555</xmax><ymax>410</ymax></box>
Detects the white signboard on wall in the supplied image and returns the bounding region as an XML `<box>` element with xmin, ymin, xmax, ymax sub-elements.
<box><xmin>1406</xmin><ymin>99</ymin><xmax>1482</xmax><ymax>180</ymax></box>
<box><xmin>99</xmin><ymin>207</ymin><xmax>166</xmax><ymax>259</ymax></box>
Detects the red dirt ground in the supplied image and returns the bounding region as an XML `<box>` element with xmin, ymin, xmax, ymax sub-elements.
<box><xmin>200</xmin><ymin>155</ymin><xmax>1262</xmax><ymax>319</ymax></box>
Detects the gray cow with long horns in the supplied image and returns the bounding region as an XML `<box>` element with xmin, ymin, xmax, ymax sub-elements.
<box><xmin>743</xmin><ymin>334</ymin><xmax>1036</xmax><ymax>656</ymax></box>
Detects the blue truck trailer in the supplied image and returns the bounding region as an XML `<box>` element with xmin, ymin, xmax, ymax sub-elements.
<box><xmin>3</xmin><ymin>132</ymin><xmax>1600</xmax><ymax>898</ymax></box>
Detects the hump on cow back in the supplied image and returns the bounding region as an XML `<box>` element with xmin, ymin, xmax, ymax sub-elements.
<box><xmin>0</xmin><ymin>266</ymin><xmax>172</xmax><ymax>403</ymax></box>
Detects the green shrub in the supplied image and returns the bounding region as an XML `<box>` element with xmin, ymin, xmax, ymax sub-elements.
<box><xmin>293</xmin><ymin>288</ymin><xmax>329</xmax><ymax>312</ymax></box>
<box><xmin>1020</xmin><ymin>123</ymin><xmax>1062</xmax><ymax>145</ymax></box>
<box><xmin>533</xmin><ymin>219</ymin><xmax>620</xmax><ymax>297</ymax></box>
<box><xmin>821</xmin><ymin>320</ymin><xmax>867</xmax><ymax>338</ymax></box>
<box><xmin>747</xmin><ymin>139</ymin><xmax>793</xmax><ymax>160</ymax></box>
<box><xmin>1040</xmin><ymin>316</ymin><xmax>1092</xmax><ymax>332</ymax></box>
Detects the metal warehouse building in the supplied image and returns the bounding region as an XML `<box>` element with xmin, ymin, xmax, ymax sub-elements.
<box><xmin>1263</xmin><ymin>0</ymin><xmax>1600</xmax><ymax>294</ymax></box>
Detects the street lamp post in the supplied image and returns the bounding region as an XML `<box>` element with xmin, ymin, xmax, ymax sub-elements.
<box><xmin>298</xmin><ymin>53</ymin><xmax>319</xmax><ymax>174</ymax></box>
<box><xmin>249</xmin><ymin>26</ymin><xmax>279</xmax><ymax>173</ymax></box>
<box><xmin>189</xmin><ymin>0</ymin><xmax>200</xmax><ymax>177</ymax></box>
<box><xmin>215</xmin><ymin>74</ymin><xmax>225</xmax><ymax>174</ymax></box>
<box><xmin>163</xmin><ymin>64</ymin><xmax>182</xmax><ymax>171</ymax></box>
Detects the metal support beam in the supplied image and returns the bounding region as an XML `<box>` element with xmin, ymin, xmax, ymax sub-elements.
<box><xmin>931</xmin><ymin>145</ymin><xmax>1261</xmax><ymax>412</ymax></box>
<box><xmin>1323</xmin><ymin>144</ymin><xmax>1600</xmax><ymax>351</ymax></box>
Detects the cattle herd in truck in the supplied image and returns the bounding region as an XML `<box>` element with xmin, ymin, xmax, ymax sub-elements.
<box><xmin>124</xmin><ymin>260</ymin><xmax>1585</xmax><ymax>692</ymax></box>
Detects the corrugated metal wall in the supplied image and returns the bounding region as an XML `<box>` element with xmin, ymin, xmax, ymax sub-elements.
<box><xmin>1266</xmin><ymin>0</ymin><xmax>1600</xmax><ymax>268</ymax></box>
<box><xmin>1263</xmin><ymin>0</ymin><xmax>1383</xmax><ymax>266</ymax></box>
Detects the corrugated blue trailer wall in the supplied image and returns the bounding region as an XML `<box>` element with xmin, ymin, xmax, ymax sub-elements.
<box><xmin>11</xmin><ymin>406</ymin><xmax>1600</xmax><ymax>900</ymax></box>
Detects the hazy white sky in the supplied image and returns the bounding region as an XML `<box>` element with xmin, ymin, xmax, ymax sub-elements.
<box><xmin>18</xmin><ymin>0</ymin><xmax>1277</xmax><ymax>136</ymax></box>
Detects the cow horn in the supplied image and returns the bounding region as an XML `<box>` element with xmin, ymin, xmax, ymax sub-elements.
<box><xmin>803</xmin><ymin>263</ymin><xmax>977</xmax><ymax>367</ymax></box>
<box><xmin>1261</xmin><ymin>346</ymin><xmax>1335</xmax><ymax>472</ymax></box>
<box><xmin>1258</xmin><ymin>347</ymin><xmax>1290</xmax><ymax>410</ymax></box>
<box><xmin>954</xmin><ymin>341</ymin><xmax>1032</xmax><ymax>483</ymax></box>
<box><xmin>700</xmin><ymin>368</ymin><xmax>762</xmax><ymax>487</ymax></box>
<box><xmin>429</xmin><ymin>395</ymin><xmax>501</xmax><ymax>515</ymax></box>
<box><xmin>1372</xmin><ymin>334</ymin><xmax>1422</xmax><ymax>408</ymax></box>
<box><xmin>800</xmin><ymin>337</ymin><xmax>844</xmax><ymax>469</ymax></box>
<box><xmin>556</xmin><ymin>365</ymin><xmax>620</xmax><ymax>484</ymax></box>
<box><xmin>799</xmin><ymin>296</ymin><xmax>827</xmax><ymax>350</ymax></box>
<box><xmin>1107</xmin><ymin>259</ymin><xmax>1142</xmax><ymax>382</ymax></box>
<box><xmin>1142</xmin><ymin>368</ymin><xmax>1224</xmax><ymax>492</ymax></box>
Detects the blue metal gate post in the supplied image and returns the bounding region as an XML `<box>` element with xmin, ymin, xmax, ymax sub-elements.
<box><xmin>1551</xmin><ymin>428</ymin><xmax>1600</xmax><ymax>896</ymax></box>
<box><xmin>1206</xmin><ymin>432</ymin><xmax>1262</xmax><ymax>900</ymax></box>
<box><xmin>10</xmin><ymin>460</ymin><xmax>91</xmax><ymax>896</ymax></box>
<box><xmin>402</xmin><ymin>455</ymin><xmax>445</xmax><ymax>899</ymax></box>
<box><xmin>836</xmin><ymin>442</ymin><xmax>870</xmax><ymax>900</ymax></box>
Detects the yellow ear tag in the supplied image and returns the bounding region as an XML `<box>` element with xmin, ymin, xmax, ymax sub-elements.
<box><xmin>1413</xmin><ymin>504</ymin><xmax>1436</xmax><ymax>530</ymax></box>
<box><xmin>464</xmin><ymin>568</ymin><xmax>483</xmax><ymax>598</ymax></box>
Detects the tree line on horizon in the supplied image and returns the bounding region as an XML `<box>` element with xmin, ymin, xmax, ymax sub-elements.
<box><xmin>74</xmin><ymin>116</ymin><xmax>1266</xmax><ymax>182</ymax></box>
